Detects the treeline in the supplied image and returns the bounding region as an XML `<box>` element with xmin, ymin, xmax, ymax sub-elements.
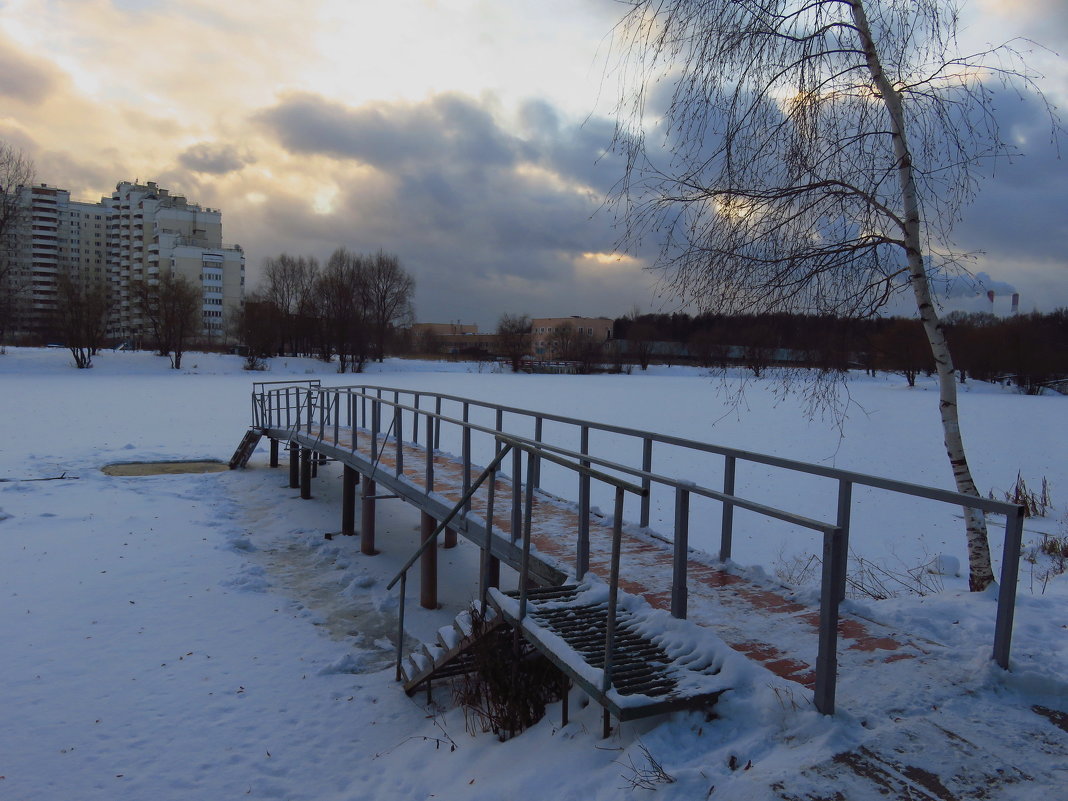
<box><xmin>613</xmin><ymin>310</ymin><xmax>1068</xmax><ymax>392</ymax></box>
<box><xmin>238</xmin><ymin>248</ymin><xmax>414</xmax><ymax>373</ymax></box>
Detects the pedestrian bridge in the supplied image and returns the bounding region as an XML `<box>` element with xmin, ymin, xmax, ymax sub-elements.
<box><xmin>236</xmin><ymin>379</ymin><xmax>1024</xmax><ymax>733</ymax></box>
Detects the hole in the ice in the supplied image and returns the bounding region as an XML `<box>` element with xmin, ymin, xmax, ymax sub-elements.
<box><xmin>101</xmin><ymin>460</ymin><xmax>228</xmax><ymax>476</ymax></box>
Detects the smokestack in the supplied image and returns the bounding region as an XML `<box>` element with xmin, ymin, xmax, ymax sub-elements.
<box><xmin>1011</xmin><ymin>293</ymin><xmax>1020</xmax><ymax>315</ymax></box>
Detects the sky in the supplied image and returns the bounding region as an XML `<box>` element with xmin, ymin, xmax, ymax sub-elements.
<box><xmin>1</xmin><ymin>0</ymin><xmax>1065</xmax><ymax>329</ymax></box>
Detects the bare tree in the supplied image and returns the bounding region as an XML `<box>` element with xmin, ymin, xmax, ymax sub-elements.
<box><xmin>611</xmin><ymin>0</ymin><xmax>1056</xmax><ymax>590</ymax></box>
<box><xmin>0</xmin><ymin>141</ymin><xmax>34</xmax><ymax>349</ymax></box>
<box><xmin>134</xmin><ymin>271</ymin><xmax>201</xmax><ymax>368</ymax></box>
<box><xmin>262</xmin><ymin>253</ymin><xmax>318</xmax><ymax>356</ymax></box>
<box><xmin>496</xmin><ymin>313</ymin><xmax>531</xmax><ymax>372</ymax></box>
<box><xmin>317</xmin><ymin>247</ymin><xmax>369</xmax><ymax>373</ymax></box>
<box><xmin>627</xmin><ymin>320</ymin><xmax>656</xmax><ymax>371</ymax></box>
<box><xmin>361</xmin><ymin>250</ymin><xmax>414</xmax><ymax>362</ymax></box>
<box><xmin>233</xmin><ymin>293</ymin><xmax>281</xmax><ymax>370</ymax></box>
<box><xmin>54</xmin><ymin>271</ymin><xmax>110</xmax><ymax>368</ymax></box>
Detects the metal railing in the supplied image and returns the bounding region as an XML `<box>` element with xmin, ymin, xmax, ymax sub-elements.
<box><xmin>252</xmin><ymin>382</ymin><xmax>1026</xmax><ymax>714</ymax></box>
<box><xmin>384</xmin><ymin>433</ymin><xmax>648</xmax><ymax>713</ymax></box>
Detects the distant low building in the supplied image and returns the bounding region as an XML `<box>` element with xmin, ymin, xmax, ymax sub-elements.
<box><xmin>530</xmin><ymin>316</ymin><xmax>613</xmax><ymax>360</ymax></box>
<box><xmin>410</xmin><ymin>322</ymin><xmax>494</xmax><ymax>356</ymax></box>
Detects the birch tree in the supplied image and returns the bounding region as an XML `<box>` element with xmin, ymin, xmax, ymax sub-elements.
<box><xmin>610</xmin><ymin>0</ymin><xmax>1055</xmax><ymax>590</ymax></box>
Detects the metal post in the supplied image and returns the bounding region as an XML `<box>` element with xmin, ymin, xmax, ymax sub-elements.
<box><xmin>395</xmin><ymin>572</ymin><xmax>406</xmax><ymax>682</ymax></box>
<box><xmin>424</xmin><ymin>413</ymin><xmax>434</xmax><ymax>492</ymax></box>
<box><xmin>993</xmin><ymin>506</ymin><xmax>1025</xmax><ymax>669</ymax></box>
<box><xmin>518</xmin><ymin>451</ymin><xmax>536</xmax><ymax>622</ymax></box>
<box><xmin>342</xmin><ymin>465</ymin><xmax>357</xmax><ymax>536</ymax></box>
<box><xmin>480</xmin><ymin>464</ymin><xmax>499</xmax><ymax>607</ymax></box>
<box><xmin>510</xmin><ymin>446</ymin><xmax>522</xmax><ymax>542</ymax></box>
<box><xmin>814</xmin><ymin>525</ymin><xmax>844</xmax><ymax>715</ymax></box>
<box><xmin>836</xmin><ymin>480</ymin><xmax>852</xmax><ymax>602</ymax></box>
<box><xmin>269</xmin><ymin>438</ymin><xmax>279</xmax><ymax>468</ymax></box>
<box><xmin>602</xmin><ymin>487</ymin><xmax>625</xmax><ymax>739</ymax></box>
<box><xmin>672</xmin><ymin>487</ymin><xmax>690</xmax><ymax>619</ymax></box>
<box><xmin>420</xmin><ymin>511</ymin><xmax>437</xmax><ymax>609</ymax></box>
<box><xmin>577</xmin><ymin>425</ymin><xmax>590</xmax><ymax>578</ymax></box>
<box><xmin>300</xmin><ymin>447</ymin><xmax>312</xmax><ymax>499</ymax></box>
<box><xmin>333</xmin><ymin>393</ymin><xmax>339</xmax><ymax>446</ymax></box>
<box><xmin>349</xmin><ymin>391</ymin><xmax>357</xmax><ymax>452</ymax></box>
<box><xmin>371</xmin><ymin>400</ymin><xmax>380</xmax><ymax>461</ymax></box>
<box><xmin>719</xmin><ymin>455</ymin><xmax>736</xmax><ymax>562</ymax></box>
<box><xmin>360</xmin><ymin>477</ymin><xmax>377</xmax><ymax>555</ymax></box>
<box><xmin>640</xmin><ymin>437</ymin><xmax>652</xmax><ymax>528</ymax></box>
<box><xmin>394</xmin><ymin>406</ymin><xmax>403</xmax><ymax>476</ymax></box>
<box><xmin>434</xmin><ymin>397</ymin><xmax>442</xmax><ymax>450</ymax></box>
<box><xmin>413</xmin><ymin>394</ymin><xmax>420</xmax><ymax>445</ymax></box>
<box><xmin>495</xmin><ymin>408</ymin><xmax>504</xmax><ymax>454</ymax></box>
<box><xmin>462</xmin><ymin>405</ymin><xmax>472</xmax><ymax>517</ymax></box>
<box><xmin>288</xmin><ymin>441</ymin><xmax>299</xmax><ymax>488</ymax></box>
<box><xmin>532</xmin><ymin>416</ymin><xmax>543</xmax><ymax>488</ymax></box>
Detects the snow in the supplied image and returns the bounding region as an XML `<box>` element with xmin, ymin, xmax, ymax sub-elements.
<box><xmin>2</xmin><ymin>347</ymin><xmax>1066</xmax><ymax>800</ymax></box>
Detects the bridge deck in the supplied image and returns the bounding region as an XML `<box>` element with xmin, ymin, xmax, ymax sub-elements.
<box><xmin>264</xmin><ymin>424</ymin><xmax>929</xmax><ymax>695</ymax></box>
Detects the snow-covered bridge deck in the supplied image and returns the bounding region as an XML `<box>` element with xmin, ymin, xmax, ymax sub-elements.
<box><xmin>243</xmin><ymin>380</ymin><xmax>1025</xmax><ymax>722</ymax></box>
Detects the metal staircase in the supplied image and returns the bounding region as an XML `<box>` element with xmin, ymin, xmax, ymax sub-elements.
<box><xmin>488</xmin><ymin>583</ymin><xmax>730</xmax><ymax>723</ymax></box>
<box><xmin>229</xmin><ymin>429</ymin><xmax>263</xmax><ymax>469</ymax></box>
<box><xmin>399</xmin><ymin>605</ymin><xmax>504</xmax><ymax>695</ymax></box>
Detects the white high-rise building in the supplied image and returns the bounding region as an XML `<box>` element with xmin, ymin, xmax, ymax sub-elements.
<box><xmin>8</xmin><ymin>184</ymin><xmax>109</xmax><ymax>340</ymax></box>
<box><xmin>9</xmin><ymin>180</ymin><xmax>244</xmax><ymax>344</ymax></box>
<box><xmin>105</xmin><ymin>181</ymin><xmax>244</xmax><ymax>344</ymax></box>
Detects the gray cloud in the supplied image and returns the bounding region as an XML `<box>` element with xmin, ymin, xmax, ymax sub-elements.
<box><xmin>241</xmin><ymin>79</ymin><xmax>1068</xmax><ymax>325</ymax></box>
<box><xmin>952</xmin><ymin>89</ymin><xmax>1068</xmax><ymax>265</ymax></box>
<box><xmin>178</xmin><ymin>142</ymin><xmax>254</xmax><ymax>174</ymax></box>
<box><xmin>243</xmin><ymin>92</ymin><xmax>653</xmax><ymax>325</ymax></box>
<box><xmin>255</xmin><ymin>92</ymin><xmax>520</xmax><ymax>171</ymax></box>
<box><xmin>0</xmin><ymin>38</ymin><xmax>59</xmax><ymax>104</ymax></box>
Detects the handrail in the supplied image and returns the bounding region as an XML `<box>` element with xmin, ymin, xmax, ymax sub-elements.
<box><xmin>337</xmin><ymin>383</ymin><xmax>1020</xmax><ymax>516</ymax></box>
<box><xmin>386</xmin><ymin>431</ymin><xmax>650</xmax><ymax>708</ymax></box>
<box><xmin>386</xmin><ymin>442</ymin><xmax>514</xmax><ymax>592</ymax></box>
<box><xmin>250</xmin><ymin>382</ymin><xmax>1027</xmax><ymax>713</ymax></box>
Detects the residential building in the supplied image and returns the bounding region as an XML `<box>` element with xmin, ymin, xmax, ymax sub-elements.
<box><xmin>7</xmin><ymin>184</ymin><xmax>109</xmax><ymax>340</ymax></box>
<box><xmin>530</xmin><ymin>316</ymin><xmax>613</xmax><ymax>360</ymax></box>
<box><xmin>105</xmin><ymin>181</ymin><xmax>244</xmax><ymax>344</ymax></box>
<box><xmin>8</xmin><ymin>180</ymin><xmax>244</xmax><ymax>344</ymax></box>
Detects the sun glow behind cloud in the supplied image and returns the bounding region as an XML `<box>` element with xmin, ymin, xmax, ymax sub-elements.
<box><xmin>0</xmin><ymin>0</ymin><xmax>1064</xmax><ymax>324</ymax></box>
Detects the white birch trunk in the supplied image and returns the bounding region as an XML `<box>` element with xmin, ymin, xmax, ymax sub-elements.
<box><xmin>850</xmin><ymin>0</ymin><xmax>995</xmax><ymax>590</ymax></box>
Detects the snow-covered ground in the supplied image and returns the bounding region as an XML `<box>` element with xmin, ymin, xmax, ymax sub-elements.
<box><xmin>1</xmin><ymin>347</ymin><xmax>1065</xmax><ymax>800</ymax></box>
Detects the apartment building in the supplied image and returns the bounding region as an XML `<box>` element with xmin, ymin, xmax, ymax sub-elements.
<box><xmin>105</xmin><ymin>181</ymin><xmax>244</xmax><ymax>344</ymax></box>
<box><xmin>8</xmin><ymin>180</ymin><xmax>244</xmax><ymax>344</ymax></box>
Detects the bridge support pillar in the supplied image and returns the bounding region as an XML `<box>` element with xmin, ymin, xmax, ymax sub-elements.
<box><xmin>360</xmin><ymin>477</ymin><xmax>377</xmax><ymax>555</ymax></box>
<box><xmin>288</xmin><ymin>442</ymin><xmax>299</xmax><ymax>488</ymax></box>
<box><xmin>341</xmin><ymin>465</ymin><xmax>358</xmax><ymax>536</ymax></box>
<box><xmin>444</xmin><ymin>526</ymin><xmax>457</xmax><ymax>548</ymax></box>
<box><xmin>269</xmin><ymin>439</ymin><xmax>279</xmax><ymax>468</ymax></box>
<box><xmin>420</xmin><ymin>511</ymin><xmax>437</xmax><ymax>609</ymax></box>
<box><xmin>485</xmin><ymin>553</ymin><xmax>500</xmax><ymax>591</ymax></box>
<box><xmin>300</xmin><ymin>447</ymin><xmax>312</xmax><ymax>499</ymax></box>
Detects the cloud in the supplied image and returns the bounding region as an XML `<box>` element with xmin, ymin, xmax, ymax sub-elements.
<box><xmin>255</xmin><ymin>92</ymin><xmax>522</xmax><ymax>171</ymax></box>
<box><xmin>0</xmin><ymin>35</ymin><xmax>61</xmax><ymax>104</ymax></box>
<box><xmin>239</xmin><ymin>90</ymin><xmax>655</xmax><ymax>323</ymax></box>
<box><xmin>178</xmin><ymin>142</ymin><xmax>254</xmax><ymax>174</ymax></box>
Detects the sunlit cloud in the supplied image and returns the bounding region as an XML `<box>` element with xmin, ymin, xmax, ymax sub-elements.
<box><xmin>0</xmin><ymin>0</ymin><xmax>1063</xmax><ymax>325</ymax></box>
